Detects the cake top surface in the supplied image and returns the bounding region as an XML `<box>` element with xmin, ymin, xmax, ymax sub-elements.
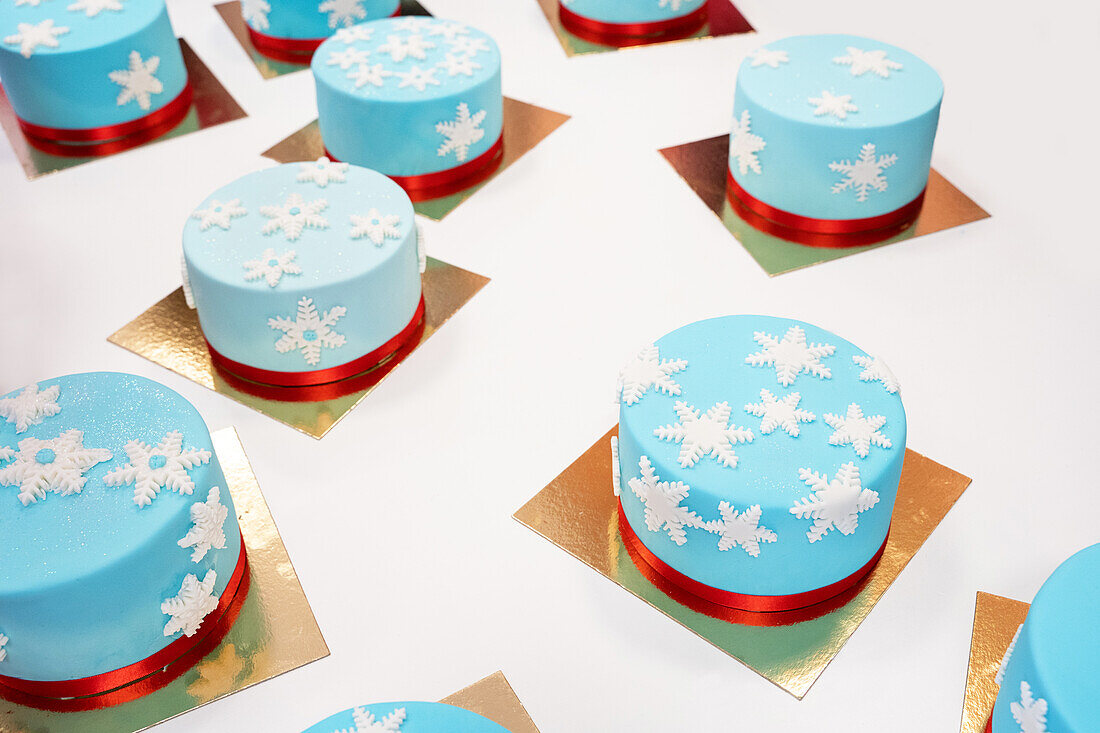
<box><xmin>738</xmin><ymin>34</ymin><xmax>943</xmax><ymax>129</ymax></box>
<box><xmin>311</xmin><ymin>16</ymin><xmax>500</xmax><ymax>101</ymax></box>
<box><xmin>0</xmin><ymin>0</ymin><xmax>167</xmax><ymax>56</ymax></box>
<box><xmin>0</xmin><ymin>372</ymin><xmax>217</xmax><ymax>591</ymax></box>
<box><xmin>303</xmin><ymin>701</ymin><xmax>509</xmax><ymax>732</ymax></box>
<box><xmin>183</xmin><ymin>162</ymin><xmax>414</xmax><ymax>291</ymax></box>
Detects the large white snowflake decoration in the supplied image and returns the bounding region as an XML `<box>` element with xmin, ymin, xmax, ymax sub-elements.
<box><xmin>0</xmin><ymin>430</ymin><xmax>112</xmax><ymax>506</ymax></box>
<box><xmin>297</xmin><ymin>156</ymin><xmax>350</xmax><ymax>187</ymax></box>
<box><xmin>260</xmin><ymin>193</ymin><xmax>329</xmax><ymax>240</ymax></box>
<box><xmin>269</xmin><ymin>296</ymin><xmax>347</xmax><ymax>366</ymax></box>
<box><xmin>0</xmin><ymin>632</ymin><xmax>7</xmax><ymax>663</ymax></box>
<box><xmin>616</xmin><ymin>344</ymin><xmax>687</xmax><ymax>406</ymax></box>
<box><xmin>749</xmin><ymin>47</ymin><xmax>788</xmax><ymax>68</ymax></box>
<box><xmin>348</xmin><ymin>62</ymin><xmax>393</xmax><ymax>90</ymax></box>
<box><xmin>192</xmin><ymin>198</ymin><xmax>247</xmax><ymax>231</ymax></box>
<box><xmin>808</xmin><ymin>90</ymin><xmax>857</xmax><ymax>120</ymax></box>
<box><xmin>109</xmin><ymin>51</ymin><xmax>163</xmax><ymax>111</ymax></box>
<box><xmin>745</xmin><ymin>326</ymin><xmax>836</xmax><ymax>387</ymax></box>
<box><xmin>852</xmin><ymin>354</ymin><xmax>900</xmax><ymax>394</ymax></box>
<box><xmin>438</xmin><ymin>52</ymin><xmax>481</xmax><ymax>77</ymax></box>
<box><xmin>707</xmin><ymin>502</ymin><xmax>777</xmax><ymax>557</ymax></box>
<box><xmin>823</xmin><ymin>403</ymin><xmax>891</xmax><ymax>459</ymax></box>
<box><xmin>729</xmin><ymin>110</ymin><xmax>765</xmax><ymax>175</ymax></box>
<box><xmin>162</xmin><ymin>570</ymin><xmax>219</xmax><ymax>638</ymax></box>
<box><xmin>104</xmin><ymin>430</ymin><xmax>213</xmax><ymax>507</ymax></box>
<box><xmin>4</xmin><ymin>20</ymin><xmax>70</xmax><ymax>58</ymax></box>
<box><xmin>67</xmin><ymin>0</ymin><xmax>123</xmax><ymax>16</ymax></box>
<box><xmin>334</xmin><ymin>25</ymin><xmax>372</xmax><ymax>43</ymax></box>
<box><xmin>395</xmin><ymin>65</ymin><xmax>440</xmax><ymax>92</ymax></box>
<box><xmin>178</xmin><ymin>486</ymin><xmax>229</xmax><ymax>562</ymax></box>
<box><xmin>995</xmin><ymin>624</ymin><xmax>1023</xmax><ymax>685</ymax></box>
<box><xmin>318</xmin><ymin>0</ymin><xmax>365</xmax><ymax>28</ymax></box>
<box><xmin>790</xmin><ymin>462</ymin><xmax>879</xmax><ymax>542</ymax></box>
<box><xmin>744</xmin><ymin>389</ymin><xmax>815</xmax><ymax>438</ymax></box>
<box><xmin>427</xmin><ymin>21</ymin><xmax>468</xmax><ymax>40</ymax></box>
<box><xmin>1010</xmin><ymin>681</ymin><xmax>1049</xmax><ymax>733</ymax></box>
<box><xmin>833</xmin><ymin>46</ymin><xmax>903</xmax><ymax>78</ymax></box>
<box><xmin>335</xmin><ymin>706</ymin><xmax>407</xmax><ymax>733</ymax></box>
<box><xmin>243</xmin><ymin>248</ymin><xmax>302</xmax><ymax>287</ymax></box>
<box><xmin>241</xmin><ymin>0</ymin><xmax>270</xmax><ymax>30</ymax></box>
<box><xmin>325</xmin><ymin>47</ymin><xmax>370</xmax><ymax>70</ymax></box>
<box><xmin>610</xmin><ymin>435</ymin><xmax>621</xmax><ymax>497</ymax></box>
<box><xmin>653</xmin><ymin>401</ymin><xmax>754</xmax><ymax>469</ymax></box>
<box><xmin>446</xmin><ymin>36</ymin><xmax>489</xmax><ymax>57</ymax></box>
<box><xmin>377</xmin><ymin>33</ymin><xmax>434</xmax><ymax>62</ymax></box>
<box><xmin>349</xmin><ymin>208</ymin><xmax>401</xmax><ymax>245</ymax></box>
<box><xmin>829</xmin><ymin>143</ymin><xmax>897</xmax><ymax>202</ymax></box>
<box><xmin>435</xmin><ymin>102</ymin><xmax>486</xmax><ymax>162</ymax></box>
<box><xmin>627</xmin><ymin>456</ymin><xmax>702</xmax><ymax>546</ymax></box>
<box><xmin>0</xmin><ymin>383</ymin><xmax>61</xmax><ymax>434</ymax></box>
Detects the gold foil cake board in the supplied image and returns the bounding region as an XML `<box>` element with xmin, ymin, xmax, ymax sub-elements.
<box><xmin>0</xmin><ymin>428</ymin><xmax>328</xmax><ymax>733</ymax></box>
<box><xmin>439</xmin><ymin>671</ymin><xmax>541</xmax><ymax>733</ymax></box>
<box><xmin>514</xmin><ymin>426</ymin><xmax>972</xmax><ymax>699</ymax></box>
<box><xmin>959</xmin><ymin>592</ymin><xmax>1030</xmax><ymax>733</ymax></box>
<box><xmin>659</xmin><ymin>134</ymin><xmax>991</xmax><ymax>276</ymax></box>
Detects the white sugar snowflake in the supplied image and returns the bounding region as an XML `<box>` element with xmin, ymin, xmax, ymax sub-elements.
<box><xmin>181</xmin><ymin>253</ymin><xmax>195</xmax><ymax>309</ymax></box>
<box><xmin>610</xmin><ymin>435</ymin><xmax>621</xmax><ymax>497</ymax></box>
<box><xmin>15</xmin><ymin>0</ymin><xmax>47</xmax><ymax>6</ymax></box>
<box><xmin>326</xmin><ymin>47</ymin><xmax>370</xmax><ymax>70</ymax></box>
<box><xmin>852</xmin><ymin>354</ymin><xmax>900</xmax><ymax>394</ymax></box>
<box><xmin>1010</xmin><ymin>681</ymin><xmax>1049</xmax><ymax>733</ymax></box>
<box><xmin>269</xmin><ymin>296</ymin><xmax>347</xmax><ymax>366</ymax></box>
<box><xmin>427</xmin><ymin>21</ymin><xmax>469</xmax><ymax>40</ymax></box>
<box><xmin>103</xmin><ymin>430</ymin><xmax>213</xmax><ymax>507</ymax></box>
<box><xmin>416</xmin><ymin>221</ymin><xmax>426</xmax><ymax>273</ymax></box>
<box><xmin>627</xmin><ymin>455</ymin><xmax>702</xmax><ymax>546</ymax></box>
<box><xmin>395</xmin><ymin>65</ymin><xmax>440</xmax><ymax>92</ymax></box>
<box><xmin>824</xmin><ymin>403</ymin><xmax>891</xmax><ymax>459</ymax></box>
<box><xmin>67</xmin><ymin>0</ymin><xmax>123</xmax><ymax>16</ymax></box>
<box><xmin>829</xmin><ymin>143</ymin><xmax>897</xmax><ymax>202</ymax></box>
<box><xmin>318</xmin><ymin>0</ymin><xmax>365</xmax><ymax>28</ymax></box>
<box><xmin>192</xmin><ymin>198</ymin><xmax>247</xmax><ymax>231</ymax></box>
<box><xmin>658</xmin><ymin>0</ymin><xmax>689</xmax><ymax>9</ymax></box>
<box><xmin>392</xmin><ymin>17</ymin><xmax>431</xmax><ymax>32</ymax></box>
<box><xmin>0</xmin><ymin>632</ymin><xmax>7</xmax><ymax>663</ymax></box>
<box><xmin>297</xmin><ymin>156</ymin><xmax>349</xmax><ymax>187</ymax></box>
<box><xmin>729</xmin><ymin>110</ymin><xmax>765</xmax><ymax>175</ymax></box>
<box><xmin>791</xmin><ymin>463</ymin><xmax>878</xmax><ymax>542</ymax></box>
<box><xmin>749</xmin><ymin>47</ymin><xmax>787</xmax><ymax>68</ymax></box>
<box><xmin>349</xmin><ymin>208</ymin><xmax>401</xmax><ymax>245</ymax></box>
<box><xmin>744</xmin><ymin>389</ymin><xmax>815</xmax><ymax>437</ymax></box>
<box><xmin>995</xmin><ymin>624</ymin><xmax>1023</xmax><ymax>685</ymax></box>
<box><xmin>334</xmin><ymin>25</ymin><xmax>372</xmax><ymax>43</ymax></box>
<box><xmin>241</xmin><ymin>0</ymin><xmax>270</xmax><ymax>30</ymax></box>
<box><xmin>616</xmin><ymin>344</ymin><xmax>687</xmax><ymax>405</ymax></box>
<box><xmin>243</xmin><ymin>248</ymin><xmax>302</xmax><ymax>287</ymax></box>
<box><xmin>745</xmin><ymin>325</ymin><xmax>836</xmax><ymax>387</ymax></box>
<box><xmin>336</xmin><ymin>706</ymin><xmax>407</xmax><ymax>733</ymax></box>
<box><xmin>260</xmin><ymin>193</ymin><xmax>329</xmax><ymax>240</ymax></box>
<box><xmin>809</xmin><ymin>90</ymin><xmax>857</xmax><ymax>120</ymax></box>
<box><xmin>4</xmin><ymin>20</ymin><xmax>69</xmax><ymax>58</ymax></box>
<box><xmin>0</xmin><ymin>383</ymin><xmax>61</xmax><ymax>434</ymax></box>
<box><xmin>0</xmin><ymin>446</ymin><xmax>12</xmax><ymax>462</ymax></box>
<box><xmin>0</xmin><ymin>430</ymin><xmax>112</xmax><ymax>506</ymax></box>
<box><xmin>178</xmin><ymin>486</ymin><xmax>229</xmax><ymax>563</ymax></box>
<box><xmin>446</xmin><ymin>36</ymin><xmax>489</xmax><ymax>56</ymax></box>
<box><xmin>109</xmin><ymin>51</ymin><xmax>163</xmax><ymax>111</ymax></box>
<box><xmin>162</xmin><ymin>570</ymin><xmax>219</xmax><ymax>637</ymax></box>
<box><xmin>437</xmin><ymin>52</ymin><xmax>481</xmax><ymax>77</ymax></box>
<box><xmin>377</xmin><ymin>33</ymin><xmax>434</xmax><ymax>62</ymax></box>
<box><xmin>833</xmin><ymin>46</ymin><xmax>903</xmax><ymax>78</ymax></box>
<box><xmin>435</xmin><ymin>102</ymin><xmax>485</xmax><ymax>161</ymax></box>
<box><xmin>706</xmin><ymin>502</ymin><xmax>776</xmax><ymax>557</ymax></box>
<box><xmin>653</xmin><ymin>401</ymin><xmax>754</xmax><ymax>469</ymax></box>
<box><xmin>348</xmin><ymin>62</ymin><xmax>393</xmax><ymax>89</ymax></box>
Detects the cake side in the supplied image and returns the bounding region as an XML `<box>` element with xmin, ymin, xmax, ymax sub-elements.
<box><xmin>303</xmin><ymin>701</ymin><xmax>510</xmax><ymax>732</ymax></box>
<box><xmin>558</xmin><ymin>0</ymin><xmax>706</xmax><ymax>24</ymax></box>
<box><xmin>241</xmin><ymin>0</ymin><xmax>399</xmax><ymax>41</ymax></box>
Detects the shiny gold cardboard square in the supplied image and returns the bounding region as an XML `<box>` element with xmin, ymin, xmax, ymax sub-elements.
<box><xmin>0</xmin><ymin>427</ymin><xmax>328</xmax><ymax>733</ymax></box>
<box><xmin>0</xmin><ymin>39</ymin><xmax>247</xmax><ymax>181</ymax></box>
<box><xmin>107</xmin><ymin>258</ymin><xmax>489</xmax><ymax>439</ymax></box>
<box><xmin>261</xmin><ymin>97</ymin><xmax>570</xmax><ymax>221</ymax></box>
<box><xmin>959</xmin><ymin>592</ymin><xmax>1030</xmax><ymax>733</ymax></box>
<box><xmin>534</xmin><ymin>0</ymin><xmax>753</xmax><ymax>57</ymax></box>
<box><xmin>439</xmin><ymin>671</ymin><xmax>541</xmax><ymax>733</ymax></box>
<box><xmin>514</xmin><ymin>426</ymin><xmax>972</xmax><ymax>699</ymax></box>
<box><xmin>659</xmin><ymin>135</ymin><xmax>991</xmax><ymax>276</ymax></box>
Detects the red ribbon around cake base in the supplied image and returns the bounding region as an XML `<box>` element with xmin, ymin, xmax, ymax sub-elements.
<box><xmin>247</xmin><ymin>7</ymin><xmax>401</xmax><ymax>64</ymax></box>
<box><xmin>0</xmin><ymin>535</ymin><xmax>249</xmax><ymax>710</ymax></box>
<box><xmin>558</xmin><ymin>3</ymin><xmax>708</xmax><ymax>46</ymax></box>
<box><xmin>985</xmin><ymin>714</ymin><xmax>994</xmax><ymax>732</ymax></box>
<box><xmin>726</xmin><ymin>169</ymin><xmax>926</xmax><ymax>248</ymax></box>
<box><xmin>618</xmin><ymin>501</ymin><xmax>887</xmax><ymax>627</ymax></box>
<box><xmin>17</xmin><ymin>82</ymin><xmax>194</xmax><ymax>158</ymax></box>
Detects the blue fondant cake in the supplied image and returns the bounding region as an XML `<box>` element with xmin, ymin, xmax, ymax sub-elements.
<box><xmin>303</xmin><ymin>701</ymin><xmax>509</xmax><ymax>733</ymax></box>
<box><xmin>240</xmin><ymin>0</ymin><xmax>397</xmax><ymax>43</ymax></box>
<box><xmin>312</xmin><ymin>17</ymin><xmax>502</xmax><ymax>179</ymax></box>
<box><xmin>559</xmin><ymin>0</ymin><xmax>705</xmax><ymax>25</ymax></box>
<box><xmin>991</xmin><ymin>544</ymin><xmax>1100</xmax><ymax>732</ymax></box>
<box><xmin>0</xmin><ymin>0</ymin><xmax>187</xmax><ymax>130</ymax></box>
<box><xmin>614</xmin><ymin>315</ymin><xmax>906</xmax><ymax>599</ymax></box>
<box><xmin>729</xmin><ymin>34</ymin><xmax>943</xmax><ymax>222</ymax></box>
<box><xmin>0</xmin><ymin>373</ymin><xmax>242</xmax><ymax>683</ymax></box>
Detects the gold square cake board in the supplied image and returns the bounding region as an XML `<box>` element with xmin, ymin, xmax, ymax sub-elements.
<box><xmin>439</xmin><ymin>671</ymin><xmax>541</xmax><ymax>733</ymax></box>
<box><xmin>959</xmin><ymin>592</ymin><xmax>1030</xmax><ymax>733</ymax></box>
<box><xmin>514</xmin><ymin>426</ymin><xmax>972</xmax><ymax>699</ymax></box>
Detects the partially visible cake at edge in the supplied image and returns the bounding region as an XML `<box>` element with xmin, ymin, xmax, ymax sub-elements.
<box><xmin>240</xmin><ymin>0</ymin><xmax>398</xmax><ymax>60</ymax></box>
<box><xmin>303</xmin><ymin>701</ymin><xmax>510</xmax><ymax>732</ymax></box>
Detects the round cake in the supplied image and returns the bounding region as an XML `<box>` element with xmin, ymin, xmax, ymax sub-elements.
<box><xmin>182</xmin><ymin>161</ymin><xmax>423</xmax><ymax>387</ymax></box>
<box><xmin>0</xmin><ymin>373</ymin><xmax>244</xmax><ymax>695</ymax></box>
<box><xmin>614</xmin><ymin>315</ymin><xmax>906</xmax><ymax>609</ymax></box>
<box><xmin>728</xmin><ymin>35</ymin><xmax>942</xmax><ymax>239</ymax></box>
<box><xmin>991</xmin><ymin>544</ymin><xmax>1100</xmax><ymax>732</ymax></box>
<box><xmin>303</xmin><ymin>701</ymin><xmax>509</xmax><ymax>733</ymax></box>
<box><xmin>558</xmin><ymin>0</ymin><xmax>707</xmax><ymax>45</ymax></box>
<box><xmin>240</xmin><ymin>0</ymin><xmax>398</xmax><ymax>63</ymax></box>
<box><xmin>311</xmin><ymin>16</ymin><xmax>503</xmax><ymax>200</ymax></box>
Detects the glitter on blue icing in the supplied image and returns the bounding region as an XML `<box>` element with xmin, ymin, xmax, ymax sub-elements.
<box><xmin>561</xmin><ymin>0</ymin><xmax>705</xmax><ymax>24</ymax></box>
<box><xmin>241</xmin><ymin>0</ymin><xmax>398</xmax><ymax>41</ymax></box>
<box><xmin>302</xmin><ymin>701</ymin><xmax>509</xmax><ymax>733</ymax></box>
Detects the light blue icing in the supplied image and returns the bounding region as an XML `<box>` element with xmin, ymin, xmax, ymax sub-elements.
<box><xmin>0</xmin><ymin>0</ymin><xmax>187</xmax><ymax>129</ymax></box>
<box><xmin>241</xmin><ymin>0</ymin><xmax>397</xmax><ymax>41</ymax></box>
<box><xmin>312</xmin><ymin>17</ymin><xmax>502</xmax><ymax>177</ymax></box>
<box><xmin>0</xmin><ymin>373</ymin><xmax>241</xmax><ymax>682</ymax></box>
<box><xmin>303</xmin><ymin>701</ymin><xmax>509</xmax><ymax>733</ymax></box>
<box><xmin>560</xmin><ymin>0</ymin><xmax>705</xmax><ymax>24</ymax></box>
<box><xmin>730</xmin><ymin>34</ymin><xmax>942</xmax><ymax>221</ymax></box>
<box><xmin>616</xmin><ymin>315</ymin><xmax>906</xmax><ymax>596</ymax></box>
<box><xmin>992</xmin><ymin>544</ymin><xmax>1100</xmax><ymax>732</ymax></box>
<box><xmin>182</xmin><ymin>162</ymin><xmax>421</xmax><ymax>374</ymax></box>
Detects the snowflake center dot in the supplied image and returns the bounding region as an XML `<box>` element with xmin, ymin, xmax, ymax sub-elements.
<box><xmin>302</xmin><ymin>329</ymin><xmax>318</xmax><ymax>341</ymax></box>
<box><xmin>148</xmin><ymin>454</ymin><xmax>167</xmax><ymax>469</ymax></box>
<box><xmin>213</xmin><ymin>205</ymin><xmax>222</xmax><ymax>212</ymax></box>
<box><xmin>35</xmin><ymin>448</ymin><xmax>56</xmax><ymax>465</ymax></box>
<box><xmin>268</xmin><ymin>259</ymin><xmax>279</xmax><ymax>267</ymax></box>
<box><xmin>289</xmin><ymin>206</ymin><xmax>301</xmax><ymax>216</ymax></box>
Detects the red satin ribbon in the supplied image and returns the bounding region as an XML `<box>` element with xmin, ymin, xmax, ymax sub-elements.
<box><xmin>17</xmin><ymin>82</ymin><xmax>193</xmax><ymax>158</ymax></box>
<box><xmin>985</xmin><ymin>715</ymin><xmax>993</xmax><ymax>733</ymax></box>
<box><xmin>558</xmin><ymin>2</ymin><xmax>707</xmax><ymax>46</ymax></box>
<box><xmin>0</xmin><ymin>535</ymin><xmax>249</xmax><ymax>709</ymax></box>
<box><xmin>247</xmin><ymin>6</ymin><xmax>401</xmax><ymax>63</ymax></box>
<box><xmin>726</xmin><ymin>169</ymin><xmax>925</xmax><ymax>248</ymax></box>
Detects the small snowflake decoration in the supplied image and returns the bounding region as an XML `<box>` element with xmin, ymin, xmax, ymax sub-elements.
<box><xmin>707</xmin><ymin>502</ymin><xmax>776</xmax><ymax>557</ymax></box>
<box><xmin>269</xmin><ymin>296</ymin><xmax>347</xmax><ymax>366</ymax></box>
<box><xmin>824</xmin><ymin>403</ymin><xmax>891</xmax><ymax>459</ymax></box>
<box><xmin>833</xmin><ymin>46</ymin><xmax>903</xmax><ymax>78</ymax></box>
<box><xmin>729</xmin><ymin>110</ymin><xmax>765</xmax><ymax>175</ymax></box>
<box><xmin>377</xmin><ymin>33</ymin><xmax>434</xmax><ymax>62</ymax></box>
<box><xmin>749</xmin><ymin>47</ymin><xmax>788</xmax><ymax>68</ymax></box>
<box><xmin>1010</xmin><ymin>681</ymin><xmax>1049</xmax><ymax>733</ymax></box>
<box><xmin>241</xmin><ymin>0</ymin><xmax>270</xmax><ymax>30</ymax></box>
<box><xmin>334</xmin><ymin>25</ymin><xmax>372</xmax><ymax>43</ymax></box>
<box><xmin>610</xmin><ymin>435</ymin><xmax>621</xmax><ymax>497</ymax></box>
<box><xmin>260</xmin><ymin>193</ymin><xmax>329</xmax><ymax>241</ymax></box>
<box><xmin>67</xmin><ymin>0</ymin><xmax>123</xmax><ymax>16</ymax></box>
<box><xmin>336</xmin><ymin>706</ymin><xmax>407</xmax><ymax>733</ymax></box>
<box><xmin>438</xmin><ymin>52</ymin><xmax>481</xmax><ymax>77</ymax></box>
<box><xmin>104</xmin><ymin>430</ymin><xmax>213</xmax><ymax>507</ymax></box>
<box><xmin>326</xmin><ymin>47</ymin><xmax>370</xmax><ymax>70</ymax></box>
<box><xmin>109</xmin><ymin>51</ymin><xmax>163</xmax><ymax>111</ymax></box>
<box><xmin>178</xmin><ymin>486</ymin><xmax>229</xmax><ymax>562</ymax></box>
<box><xmin>318</xmin><ymin>0</ymin><xmax>365</xmax><ymax>28</ymax></box>
<box><xmin>0</xmin><ymin>632</ymin><xmax>7</xmax><ymax>663</ymax></box>
<box><xmin>192</xmin><ymin>198</ymin><xmax>247</xmax><ymax>231</ymax></box>
<box><xmin>745</xmin><ymin>326</ymin><xmax>836</xmax><ymax>387</ymax></box>
<box><xmin>4</xmin><ymin>20</ymin><xmax>70</xmax><ymax>58</ymax></box>
<box><xmin>790</xmin><ymin>462</ymin><xmax>879</xmax><ymax>542</ymax></box>
<box><xmin>616</xmin><ymin>344</ymin><xmax>687</xmax><ymax>405</ymax></box>
<box><xmin>627</xmin><ymin>456</ymin><xmax>702</xmax><ymax>546</ymax></box>
<box><xmin>995</xmin><ymin>624</ymin><xmax>1022</xmax><ymax>685</ymax></box>
<box><xmin>297</xmin><ymin>156</ymin><xmax>349</xmax><ymax>187</ymax></box>
<box><xmin>182</xmin><ymin>253</ymin><xmax>195</xmax><ymax>309</ymax></box>
<box><xmin>0</xmin><ymin>430</ymin><xmax>112</xmax><ymax>506</ymax></box>
<box><xmin>15</xmin><ymin>0</ymin><xmax>47</xmax><ymax>6</ymax></box>
<box><xmin>446</xmin><ymin>36</ymin><xmax>489</xmax><ymax>57</ymax></box>
<box><xmin>653</xmin><ymin>401</ymin><xmax>754</xmax><ymax>469</ymax></box>
<box><xmin>395</xmin><ymin>65</ymin><xmax>441</xmax><ymax>92</ymax></box>
<box><xmin>852</xmin><ymin>354</ymin><xmax>900</xmax><ymax>394</ymax></box>
<box><xmin>744</xmin><ymin>389</ymin><xmax>815</xmax><ymax>438</ymax></box>
<box><xmin>829</xmin><ymin>143</ymin><xmax>897</xmax><ymax>202</ymax></box>
<box><xmin>658</xmin><ymin>0</ymin><xmax>689</xmax><ymax>9</ymax></box>
<box><xmin>436</xmin><ymin>102</ymin><xmax>486</xmax><ymax>161</ymax></box>
<box><xmin>427</xmin><ymin>21</ymin><xmax>469</xmax><ymax>40</ymax></box>
<box><xmin>0</xmin><ymin>383</ymin><xmax>61</xmax><ymax>434</ymax></box>
<box><xmin>162</xmin><ymin>570</ymin><xmax>219</xmax><ymax>637</ymax></box>
<box><xmin>243</xmin><ymin>248</ymin><xmax>302</xmax><ymax>287</ymax></box>
<box><xmin>809</xmin><ymin>90</ymin><xmax>857</xmax><ymax>120</ymax></box>
<box><xmin>349</xmin><ymin>208</ymin><xmax>401</xmax><ymax>245</ymax></box>
<box><xmin>348</xmin><ymin>62</ymin><xmax>393</xmax><ymax>90</ymax></box>
<box><xmin>392</xmin><ymin>17</ymin><xmax>431</xmax><ymax>32</ymax></box>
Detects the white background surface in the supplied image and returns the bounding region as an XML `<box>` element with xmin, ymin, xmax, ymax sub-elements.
<box><xmin>2</xmin><ymin>0</ymin><xmax>1099</xmax><ymax>730</ymax></box>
